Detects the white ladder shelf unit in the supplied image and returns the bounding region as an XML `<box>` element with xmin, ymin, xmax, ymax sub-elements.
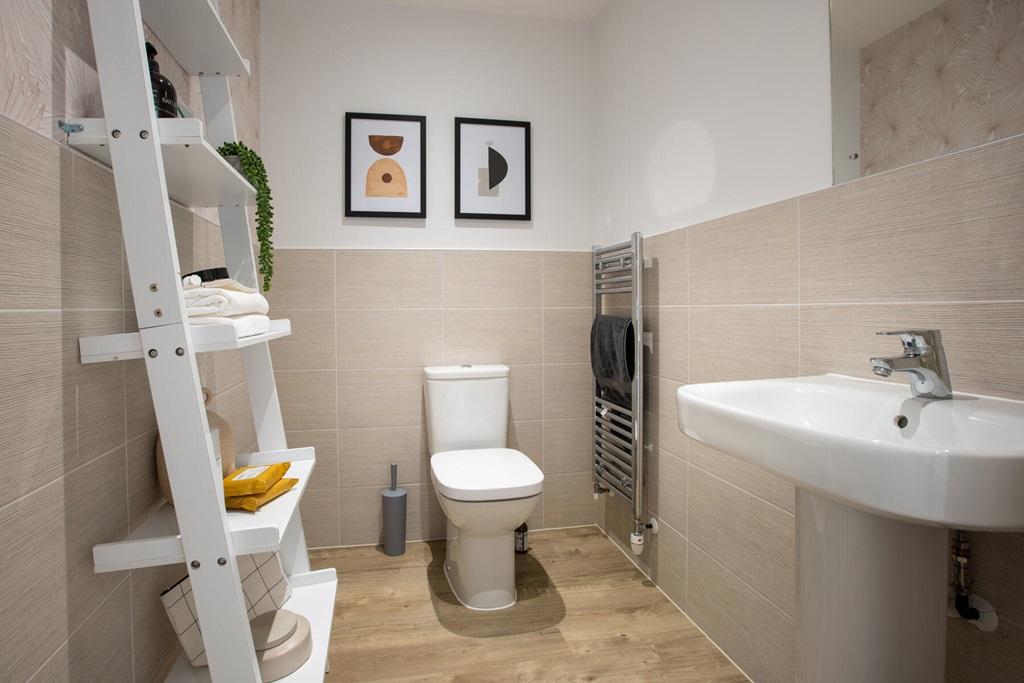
<box><xmin>76</xmin><ymin>1</ymin><xmax>336</xmax><ymax>681</ymax></box>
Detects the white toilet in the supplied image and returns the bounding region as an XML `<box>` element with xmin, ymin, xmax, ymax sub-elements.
<box><xmin>424</xmin><ymin>364</ymin><xmax>544</xmax><ymax>610</ymax></box>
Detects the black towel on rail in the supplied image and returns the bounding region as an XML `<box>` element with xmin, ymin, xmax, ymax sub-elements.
<box><xmin>590</xmin><ymin>314</ymin><xmax>635</xmax><ymax>409</ymax></box>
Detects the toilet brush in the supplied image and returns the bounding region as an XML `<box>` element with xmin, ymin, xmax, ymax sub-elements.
<box><xmin>381</xmin><ymin>463</ymin><xmax>407</xmax><ymax>556</ymax></box>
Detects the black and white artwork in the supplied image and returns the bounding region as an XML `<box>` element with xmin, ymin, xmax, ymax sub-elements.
<box><xmin>455</xmin><ymin>118</ymin><xmax>530</xmax><ymax>221</ymax></box>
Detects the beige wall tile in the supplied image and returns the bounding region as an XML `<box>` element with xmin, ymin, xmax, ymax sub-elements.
<box><xmin>947</xmin><ymin>610</ymin><xmax>1024</xmax><ymax>682</ymax></box>
<box><xmin>527</xmin><ymin>495</ymin><xmax>545</xmax><ymax>530</ymax></box>
<box><xmin>543</xmin><ymin>363</ymin><xmax>592</xmax><ymax>420</ymax></box>
<box><xmin>542</xmin><ymin>251</ymin><xmax>592</xmax><ymax>308</ymax></box>
<box><xmin>0</xmin><ymin>312</ymin><xmax>74</xmax><ymax>508</ymax></box>
<box><xmin>276</xmin><ymin>370</ymin><xmax>337</xmax><ymax>431</ymax></box>
<box><xmin>443</xmin><ymin>250</ymin><xmax>541</xmax><ymax>308</ymax></box>
<box><xmin>648</xmin><ymin>449</ymin><xmax>686</xmax><ymax>534</ymax></box>
<box><xmin>127</xmin><ymin>430</ymin><xmax>161</xmax><ymax>530</ymax></box>
<box><xmin>164</xmin><ymin>205</ymin><xmax>196</xmax><ymax>278</ymax></box>
<box><xmin>63</xmin><ymin>155</ymin><xmax>123</xmax><ymax>309</ymax></box>
<box><xmin>209</xmin><ymin>381</ymin><xmax>257</xmax><ymax>454</ymax></box>
<box><xmin>652</xmin><ymin>521</ymin><xmax>687</xmax><ymax>610</ymax></box>
<box><xmin>799</xmin><ymin>135</ymin><xmax>1024</xmax><ymax>304</ymax></box>
<box><xmin>688</xmin><ymin>468</ymin><xmax>796</xmax><ymax>616</ymax></box>
<box><xmin>689</xmin><ymin>440</ymin><xmax>795</xmax><ymax>514</ymax></box>
<box><xmin>337</xmin><ymin>250</ymin><xmax>441</xmax><ymax>309</ymax></box>
<box><xmin>339</xmin><ymin>309</ymin><xmax>442</xmax><ymax>369</ymax></box>
<box><xmin>0</xmin><ymin>448</ymin><xmax>128</xmax><ymax>681</ymax></box>
<box><xmin>689</xmin><ymin>305</ymin><xmax>799</xmax><ymax>384</ymax></box>
<box><xmin>543</xmin><ymin>418</ymin><xmax>591</xmax><ymax>474</ymax></box>
<box><xmin>643</xmin><ymin>228</ymin><xmax>687</xmax><ymax>307</ymax></box>
<box><xmin>126</xmin><ymin>359</ymin><xmax>157</xmax><ymax>439</ymax></box>
<box><xmin>339</xmin><ymin>425</ymin><xmax>429</xmax><ymax>488</ymax></box>
<box><xmin>509</xmin><ymin>419</ymin><xmax>543</xmax><ymax>468</ymax></box>
<box><xmin>0</xmin><ymin>116</ymin><xmax>64</xmax><ymax>309</ymax></box>
<box><xmin>338</xmin><ymin>368</ymin><xmax>422</xmax><ymax>429</ymax></box>
<box><xmin>543</xmin><ymin>307</ymin><xmax>591</xmax><ymax>364</ymax></box>
<box><xmin>30</xmin><ymin>582</ymin><xmax>133</xmax><ymax>682</ymax></box>
<box><xmin>544</xmin><ymin>472</ymin><xmax>594</xmax><ymax>528</ymax></box>
<box><xmin>196</xmin><ymin>349</ymin><xmax>247</xmax><ymax>397</ymax></box>
<box><xmin>644</xmin><ymin>376</ymin><xmax>687</xmax><ymax>459</ymax></box>
<box><xmin>272</xmin><ymin>309</ymin><xmax>336</xmax><ymax>371</ymax></box>
<box><xmin>509</xmin><ymin>364</ymin><xmax>543</xmax><ymax>422</ymax></box>
<box><xmin>64</xmin><ymin>311</ymin><xmax>126</xmax><ymax>463</ymax></box>
<box><xmin>192</xmin><ymin>214</ymin><xmax>227</xmax><ymax>273</ymax></box>
<box><xmin>688</xmin><ymin>200</ymin><xmax>798</xmax><ymax>305</ymax></box>
<box><xmin>599</xmin><ymin>492</ymin><xmax>634</xmax><ymax>551</ymax></box>
<box><xmin>443</xmin><ymin>308</ymin><xmax>542</xmax><ymax>365</ymax></box>
<box><xmin>645</xmin><ymin>305</ymin><xmax>687</xmax><ymax>383</ymax></box>
<box><xmin>300</xmin><ymin>488</ymin><xmax>341</xmax><ymax>548</ymax></box>
<box><xmin>287</xmin><ymin>429</ymin><xmax>339</xmax><ymax>491</ymax></box>
<box><xmin>687</xmin><ymin>543</ymin><xmax>796</xmax><ymax>683</ymax></box>
<box><xmin>265</xmin><ymin>249</ymin><xmax>335</xmax><ymax>310</ymax></box>
<box><xmin>340</xmin><ymin>483</ymin><xmax>444</xmax><ymax>545</ymax></box>
<box><xmin>799</xmin><ymin>302</ymin><xmax>1024</xmax><ymax>400</ymax></box>
<box><xmin>968</xmin><ymin>531</ymin><xmax>1024</xmax><ymax>627</ymax></box>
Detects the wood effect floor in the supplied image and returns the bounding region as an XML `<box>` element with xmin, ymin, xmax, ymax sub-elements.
<box><xmin>309</xmin><ymin>526</ymin><xmax>747</xmax><ymax>682</ymax></box>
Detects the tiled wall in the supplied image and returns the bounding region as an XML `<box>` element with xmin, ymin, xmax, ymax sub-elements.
<box><xmin>0</xmin><ymin>1</ymin><xmax>260</xmax><ymax>680</ymax></box>
<box><xmin>599</xmin><ymin>133</ymin><xmax>1024</xmax><ymax>682</ymax></box>
<box><xmin>265</xmin><ymin>249</ymin><xmax>596</xmax><ymax>547</ymax></box>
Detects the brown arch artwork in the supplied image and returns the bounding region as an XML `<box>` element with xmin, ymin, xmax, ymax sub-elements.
<box><xmin>366</xmin><ymin>157</ymin><xmax>408</xmax><ymax>197</ymax></box>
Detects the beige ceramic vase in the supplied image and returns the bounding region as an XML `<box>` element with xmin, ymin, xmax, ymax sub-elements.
<box><xmin>155</xmin><ymin>388</ymin><xmax>236</xmax><ymax>506</ymax></box>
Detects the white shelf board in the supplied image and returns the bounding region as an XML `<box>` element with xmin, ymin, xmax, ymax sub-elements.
<box><xmin>93</xmin><ymin>447</ymin><xmax>315</xmax><ymax>573</ymax></box>
<box><xmin>165</xmin><ymin>568</ymin><xmax>338</xmax><ymax>683</ymax></box>
<box><xmin>80</xmin><ymin>318</ymin><xmax>290</xmax><ymax>364</ymax></box>
<box><xmin>140</xmin><ymin>0</ymin><xmax>250</xmax><ymax>77</ymax></box>
<box><xmin>67</xmin><ymin>118</ymin><xmax>256</xmax><ymax>208</ymax></box>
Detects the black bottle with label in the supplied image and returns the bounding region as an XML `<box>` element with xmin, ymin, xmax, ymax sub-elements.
<box><xmin>146</xmin><ymin>42</ymin><xmax>178</xmax><ymax>118</ymax></box>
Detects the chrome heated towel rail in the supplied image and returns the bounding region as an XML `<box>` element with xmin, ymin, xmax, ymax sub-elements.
<box><xmin>592</xmin><ymin>232</ymin><xmax>644</xmax><ymax>538</ymax></box>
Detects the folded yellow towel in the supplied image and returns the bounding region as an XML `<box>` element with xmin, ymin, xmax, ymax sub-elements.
<box><xmin>226</xmin><ymin>477</ymin><xmax>299</xmax><ymax>511</ymax></box>
<box><xmin>223</xmin><ymin>462</ymin><xmax>291</xmax><ymax>497</ymax></box>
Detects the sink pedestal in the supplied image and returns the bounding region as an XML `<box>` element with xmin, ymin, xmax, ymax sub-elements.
<box><xmin>796</xmin><ymin>489</ymin><xmax>948</xmax><ymax>682</ymax></box>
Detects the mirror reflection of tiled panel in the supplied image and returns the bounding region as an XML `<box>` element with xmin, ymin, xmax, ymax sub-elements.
<box><xmin>831</xmin><ymin>0</ymin><xmax>1024</xmax><ymax>184</ymax></box>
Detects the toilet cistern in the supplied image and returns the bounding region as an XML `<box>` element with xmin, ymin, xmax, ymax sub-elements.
<box><xmin>870</xmin><ymin>329</ymin><xmax>952</xmax><ymax>399</ymax></box>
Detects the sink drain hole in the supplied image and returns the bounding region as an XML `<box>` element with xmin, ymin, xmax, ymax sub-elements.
<box><xmin>894</xmin><ymin>415</ymin><xmax>909</xmax><ymax>429</ymax></box>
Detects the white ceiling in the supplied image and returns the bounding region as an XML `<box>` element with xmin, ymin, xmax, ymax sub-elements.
<box><xmin>374</xmin><ymin>0</ymin><xmax>610</xmax><ymax>22</ymax></box>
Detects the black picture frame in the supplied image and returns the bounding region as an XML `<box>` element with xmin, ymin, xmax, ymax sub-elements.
<box><xmin>345</xmin><ymin>112</ymin><xmax>427</xmax><ymax>218</ymax></box>
<box><xmin>454</xmin><ymin>117</ymin><xmax>531</xmax><ymax>221</ymax></box>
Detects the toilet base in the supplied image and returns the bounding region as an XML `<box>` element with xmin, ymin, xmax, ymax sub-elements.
<box><xmin>444</xmin><ymin>520</ymin><xmax>518</xmax><ymax>610</ymax></box>
<box><xmin>433</xmin><ymin>492</ymin><xmax>541</xmax><ymax>611</ymax></box>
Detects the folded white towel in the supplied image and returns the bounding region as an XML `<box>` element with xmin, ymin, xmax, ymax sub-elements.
<box><xmin>182</xmin><ymin>275</ymin><xmax>269</xmax><ymax>317</ymax></box>
<box><xmin>190</xmin><ymin>314</ymin><xmax>271</xmax><ymax>338</ymax></box>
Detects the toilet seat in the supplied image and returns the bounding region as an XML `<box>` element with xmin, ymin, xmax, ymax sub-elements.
<box><xmin>431</xmin><ymin>448</ymin><xmax>543</xmax><ymax>502</ymax></box>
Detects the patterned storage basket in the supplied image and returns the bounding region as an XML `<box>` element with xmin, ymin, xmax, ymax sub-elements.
<box><xmin>160</xmin><ymin>551</ymin><xmax>292</xmax><ymax>667</ymax></box>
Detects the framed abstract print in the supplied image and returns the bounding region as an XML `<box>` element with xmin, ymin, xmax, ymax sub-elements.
<box><xmin>345</xmin><ymin>112</ymin><xmax>426</xmax><ymax>218</ymax></box>
<box><xmin>454</xmin><ymin>117</ymin><xmax>530</xmax><ymax>221</ymax></box>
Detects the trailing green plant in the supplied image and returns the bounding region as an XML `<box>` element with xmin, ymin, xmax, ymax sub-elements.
<box><xmin>218</xmin><ymin>141</ymin><xmax>275</xmax><ymax>291</ymax></box>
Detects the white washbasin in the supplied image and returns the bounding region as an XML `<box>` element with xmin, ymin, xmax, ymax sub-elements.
<box><xmin>677</xmin><ymin>374</ymin><xmax>1024</xmax><ymax>531</ymax></box>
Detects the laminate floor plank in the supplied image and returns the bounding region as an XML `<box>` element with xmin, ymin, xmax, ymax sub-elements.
<box><xmin>311</xmin><ymin>526</ymin><xmax>746</xmax><ymax>681</ymax></box>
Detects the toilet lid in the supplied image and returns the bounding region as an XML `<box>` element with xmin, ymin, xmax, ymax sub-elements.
<box><xmin>431</xmin><ymin>448</ymin><xmax>544</xmax><ymax>501</ymax></box>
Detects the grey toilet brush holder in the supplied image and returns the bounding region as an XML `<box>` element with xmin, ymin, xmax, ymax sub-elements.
<box><xmin>382</xmin><ymin>463</ymin><xmax>407</xmax><ymax>556</ymax></box>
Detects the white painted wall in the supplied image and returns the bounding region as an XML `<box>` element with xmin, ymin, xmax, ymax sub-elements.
<box><xmin>594</xmin><ymin>0</ymin><xmax>833</xmax><ymax>243</ymax></box>
<box><xmin>261</xmin><ymin>0</ymin><xmax>597</xmax><ymax>250</ymax></box>
<box><xmin>262</xmin><ymin>0</ymin><xmax>834</xmax><ymax>250</ymax></box>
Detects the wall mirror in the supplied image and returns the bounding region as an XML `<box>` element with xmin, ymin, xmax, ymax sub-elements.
<box><xmin>830</xmin><ymin>0</ymin><xmax>1024</xmax><ymax>184</ymax></box>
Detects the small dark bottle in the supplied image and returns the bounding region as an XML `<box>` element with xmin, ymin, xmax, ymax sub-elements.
<box><xmin>146</xmin><ymin>42</ymin><xmax>178</xmax><ymax>118</ymax></box>
<box><xmin>514</xmin><ymin>523</ymin><xmax>529</xmax><ymax>553</ymax></box>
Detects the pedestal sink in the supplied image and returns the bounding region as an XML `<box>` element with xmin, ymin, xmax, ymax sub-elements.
<box><xmin>676</xmin><ymin>374</ymin><xmax>1024</xmax><ymax>682</ymax></box>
